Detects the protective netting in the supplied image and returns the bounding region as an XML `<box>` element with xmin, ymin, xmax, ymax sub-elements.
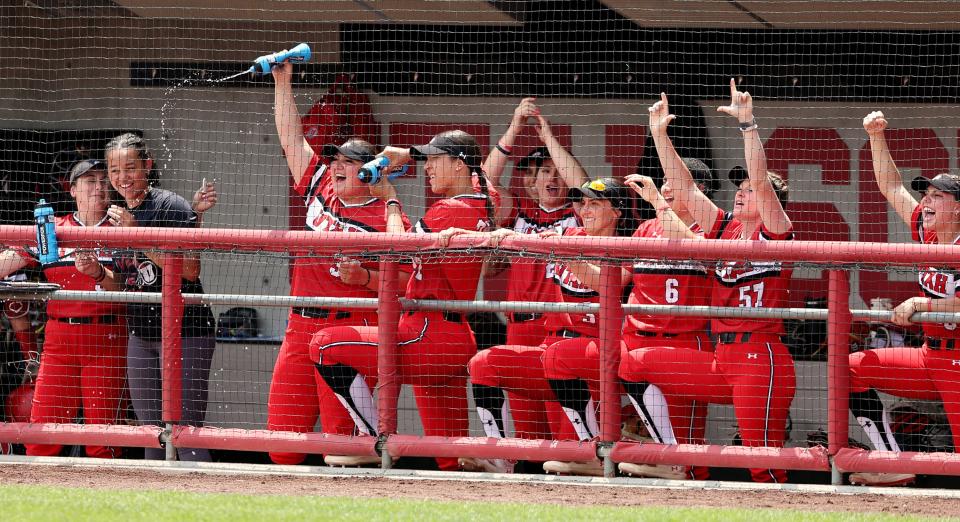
<box><xmin>3</xmin><ymin>1</ymin><xmax>960</xmax><ymax>482</ymax></box>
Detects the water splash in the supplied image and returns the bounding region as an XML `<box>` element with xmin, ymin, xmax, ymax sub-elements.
<box><xmin>159</xmin><ymin>68</ymin><xmax>251</xmax><ymax>179</ymax></box>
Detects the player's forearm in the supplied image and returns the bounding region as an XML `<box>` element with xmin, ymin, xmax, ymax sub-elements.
<box><xmin>543</xmin><ymin>135</ymin><xmax>587</xmax><ymax>188</ymax></box>
<box><xmin>95</xmin><ymin>266</ymin><xmax>122</xmax><ymax>291</ymax></box>
<box><xmin>385</xmin><ymin>205</ymin><xmax>406</xmax><ymax>234</ymax></box>
<box><xmin>483</xmin><ymin>119</ymin><xmax>523</xmax><ymax>187</ymax></box>
<box><xmin>651</xmin><ymin>131</ymin><xmax>692</xmax><ymax>188</ymax></box>
<box><xmin>273</xmin><ymin>78</ymin><xmax>304</xmax><ymax>155</ymax></box>
<box><xmin>869</xmin><ymin>133</ymin><xmax>905</xmax><ymax>194</ymax></box>
<box><xmin>656</xmin><ymin>202</ymin><xmax>700</xmax><ymax>240</ymax></box>
<box><xmin>566</xmin><ymin>261</ymin><xmax>603</xmax><ymax>292</ymax></box>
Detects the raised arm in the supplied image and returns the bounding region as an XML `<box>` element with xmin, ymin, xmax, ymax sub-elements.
<box><xmin>625</xmin><ymin>174</ymin><xmax>699</xmax><ymax>240</ymax></box>
<box><xmin>717</xmin><ymin>79</ymin><xmax>791</xmax><ymax>236</ymax></box>
<box><xmin>483</xmin><ymin>98</ymin><xmax>538</xmax><ymax>187</ymax></box>
<box><xmin>648</xmin><ymin>92</ymin><xmax>719</xmax><ymax>233</ymax></box>
<box><xmin>863</xmin><ymin>111</ymin><xmax>918</xmax><ymax>226</ymax></box>
<box><xmin>272</xmin><ymin>62</ymin><xmax>315</xmax><ymax>186</ymax></box>
<box><xmin>536</xmin><ymin>115</ymin><xmax>588</xmax><ymax>189</ymax></box>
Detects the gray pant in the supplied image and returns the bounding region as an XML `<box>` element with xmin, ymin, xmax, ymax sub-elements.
<box><xmin>127</xmin><ymin>334</ymin><xmax>215</xmax><ymax>461</ymax></box>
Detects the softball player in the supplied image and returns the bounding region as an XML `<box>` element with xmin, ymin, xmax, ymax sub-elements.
<box><xmin>483</xmin><ymin>99</ymin><xmax>585</xmax><ymax>346</ymax></box>
<box><xmin>309</xmin><ymin>130</ymin><xmax>494</xmax><ymax>472</ymax></box>
<box><xmin>269</xmin><ymin>62</ymin><xmax>412</xmax><ymax>466</ymax></box>
<box><xmin>532</xmin><ymin>178</ymin><xmax>636</xmax><ymax>476</ymax></box>
<box><xmin>616</xmin><ymin>166</ymin><xmax>719</xmax><ymax>480</ymax></box>
<box><xmin>845</xmin><ymin>111</ymin><xmax>960</xmax><ymax>487</ymax></box>
<box><xmin>0</xmin><ymin>160</ymin><xmax>127</xmax><ymax>458</ymax></box>
<box><xmin>94</xmin><ymin>133</ymin><xmax>217</xmax><ymax>462</ymax></box>
<box><xmin>461</xmin><ymin>101</ymin><xmax>583</xmax><ymax>453</ymax></box>
<box><xmin>619</xmin><ymin>84</ymin><xmax>796</xmax><ymax>483</ymax></box>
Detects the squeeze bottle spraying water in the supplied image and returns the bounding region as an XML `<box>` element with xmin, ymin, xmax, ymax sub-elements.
<box><xmin>249</xmin><ymin>43</ymin><xmax>312</xmax><ymax>74</ymax></box>
<box><xmin>34</xmin><ymin>199</ymin><xmax>59</xmax><ymax>264</ymax></box>
<box><xmin>357</xmin><ymin>157</ymin><xmax>409</xmax><ymax>184</ymax></box>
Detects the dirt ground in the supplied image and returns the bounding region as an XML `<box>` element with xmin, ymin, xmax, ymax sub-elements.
<box><xmin>3</xmin><ymin>464</ymin><xmax>960</xmax><ymax>518</ymax></box>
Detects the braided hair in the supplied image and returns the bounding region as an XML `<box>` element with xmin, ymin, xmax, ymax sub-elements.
<box><xmin>435</xmin><ymin>130</ymin><xmax>496</xmax><ymax>231</ymax></box>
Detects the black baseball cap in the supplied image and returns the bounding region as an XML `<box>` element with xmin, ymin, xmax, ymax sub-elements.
<box><xmin>728</xmin><ymin>165</ymin><xmax>789</xmax><ymax>207</ymax></box>
<box><xmin>321</xmin><ymin>140</ymin><xmax>376</xmax><ymax>164</ymax></box>
<box><xmin>912</xmin><ymin>173</ymin><xmax>960</xmax><ymax>198</ymax></box>
<box><xmin>410</xmin><ymin>135</ymin><xmax>474</xmax><ymax>163</ymax></box>
<box><xmin>517</xmin><ymin>146</ymin><xmax>551</xmax><ymax>171</ymax></box>
<box><xmin>68</xmin><ymin>159</ymin><xmax>105</xmax><ymax>183</ymax></box>
<box><xmin>568</xmin><ymin>178</ymin><xmax>630</xmax><ymax>210</ymax></box>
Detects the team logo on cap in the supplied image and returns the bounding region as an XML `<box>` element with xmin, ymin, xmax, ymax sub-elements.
<box><xmin>585</xmin><ymin>179</ymin><xmax>607</xmax><ymax>192</ymax></box>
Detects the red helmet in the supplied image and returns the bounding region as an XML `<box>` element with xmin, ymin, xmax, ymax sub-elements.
<box><xmin>5</xmin><ymin>384</ymin><xmax>34</xmax><ymax>423</ymax></box>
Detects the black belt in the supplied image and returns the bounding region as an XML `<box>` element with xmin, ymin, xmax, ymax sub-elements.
<box><xmin>551</xmin><ymin>329</ymin><xmax>583</xmax><ymax>339</ymax></box>
<box><xmin>510</xmin><ymin>312</ymin><xmax>543</xmax><ymax>323</ymax></box>
<box><xmin>56</xmin><ymin>314</ymin><xmax>118</xmax><ymax>325</ymax></box>
<box><xmin>718</xmin><ymin>332</ymin><xmax>752</xmax><ymax>344</ymax></box>
<box><xmin>927</xmin><ymin>337</ymin><xmax>959</xmax><ymax>350</ymax></box>
<box><xmin>635</xmin><ymin>330</ymin><xmax>679</xmax><ymax>338</ymax></box>
<box><xmin>292</xmin><ymin>307</ymin><xmax>351</xmax><ymax>320</ymax></box>
<box><xmin>406</xmin><ymin>310</ymin><xmax>464</xmax><ymax>323</ymax></box>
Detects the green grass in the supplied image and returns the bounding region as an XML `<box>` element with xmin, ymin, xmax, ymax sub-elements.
<box><xmin>0</xmin><ymin>484</ymin><xmax>947</xmax><ymax>522</ymax></box>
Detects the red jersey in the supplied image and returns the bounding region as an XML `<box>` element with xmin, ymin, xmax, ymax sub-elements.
<box><xmin>542</xmin><ymin>227</ymin><xmax>600</xmax><ymax>338</ymax></box>
<box><xmin>706</xmin><ymin>210</ymin><xmax>793</xmax><ymax>335</ymax></box>
<box><xmin>506</xmin><ymin>197</ymin><xmax>580</xmax><ymax>306</ymax></box>
<box><xmin>292</xmin><ymin>155</ymin><xmax>411</xmax><ymax>298</ymax></box>
<box><xmin>911</xmin><ymin>204</ymin><xmax>960</xmax><ymax>340</ymax></box>
<box><xmin>407</xmin><ymin>194</ymin><xmax>492</xmax><ymax>301</ymax></box>
<box><xmin>624</xmin><ymin>217</ymin><xmax>711</xmax><ymax>336</ymax></box>
<box><xmin>17</xmin><ymin>213</ymin><xmax>123</xmax><ymax>319</ymax></box>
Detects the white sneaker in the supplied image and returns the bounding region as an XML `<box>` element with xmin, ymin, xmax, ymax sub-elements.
<box><xmin>542</xmin><ymin>460</ymin><xmax>604</xmax><ymax>476</ymax></box>
<box><xmin>618</xmin><ymin>462</ymin><xmax>688</xmax><ymax>480</ymax></box>
<box><xmin>458</xmin><ymin>457</ymin><xmax>515</xmax><ymax>474</ymax></box>
<box><xmin>848</xmin><ymin>472</ymin><xmax>916</xmax><ymax>487</ymax></box>
<box><xmin>324</xmin><ymin>454</ymin><xmax>382</xmax><ymax>467</ymax></box>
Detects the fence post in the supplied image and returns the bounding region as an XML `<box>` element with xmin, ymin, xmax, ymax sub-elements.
<box><xmin>161</xmin><ymin>254</ymin><xmax>184</xmax><ymax>461</ymax></box>
<box><xmin>377</xmin><ymin>259</ymin><xmax>401</xmax><ymax>469</ymax></box>
<box><xmin>599</xmin><ymin>263</ymin><xmax>624</xmax><ymax>477</ymax></box>
<box><xmin>827</xmin><ymin>269</ymin><xmax>851</xmax><ymax>485</ymax></box>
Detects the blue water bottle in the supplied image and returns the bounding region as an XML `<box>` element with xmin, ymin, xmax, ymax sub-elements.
<box><xmin>249</xmin><ymin>43</ymin><xmax>312</xmax><ymax>75</ymax></box>
<box><xmin>34</xmin><ymin>199</ymin><xmax>59</xmax><ymax>264</ymax></box>
<box><xmin>357</xmin><ymin>157</ymin><xmax>408</xmax><ymax>184</ymax></box>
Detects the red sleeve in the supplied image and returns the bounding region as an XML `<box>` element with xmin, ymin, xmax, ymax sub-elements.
<box><xmin>703</xmin><ymin>208</ymin><xmax>728</xmax><ymax>239</ymax></box>
<box><xmin>292</xmin><ymin>153</ymin><xmax>325</xmax><ymax>197</ymax></box>
<box><xmin>759</xmin><ymin>223</ymin><xmax>794</xmax><ymax>241</ymax></box>
<box><xmin>910</xmin><ymin>203</ymin><xmax>924</xmax><ymax>243</ymax></box>
<box><xmin>417</xmin><ymin>200</ymin><xmax>457</xmax><ymax>233</ymax></box>
<box><xmin>563</xmin><ymin>227</ymin><xmax>588</xmax><ymax>238</ymax></box>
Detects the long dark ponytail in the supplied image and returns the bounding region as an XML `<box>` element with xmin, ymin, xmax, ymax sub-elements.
<box><xmin>435</xmin><ymin>130</ymin><xmax>496</xmax><ymax>231</ymax></box>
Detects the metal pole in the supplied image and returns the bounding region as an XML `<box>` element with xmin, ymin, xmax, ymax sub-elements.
<box><xmin>377</xmin><ymin>259</ymin><xmax>401</xmax><ymax>469</ymax></box>
<box><xmin>827</xmin><ymin>270</ymin><xmax>851</xmax><ymax>485</ymax></box>
<box><xmin>161</xmin><ymin>255</ymin><xmax>184</xmax><ymax>461</ymax></box>
<box><xmin>598</xmin><ymin>264</ymin><xmax>624</xmax><ymax>477</ymax></box>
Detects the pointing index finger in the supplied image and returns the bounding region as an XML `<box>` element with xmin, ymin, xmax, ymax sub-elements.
<box><xmin>730</xmin><ymin>77</ymin><xmax>737</xmax><ymax>99</ymax></box>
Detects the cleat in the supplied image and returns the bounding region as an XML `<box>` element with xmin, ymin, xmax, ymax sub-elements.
<box><xmin>618</xmin><ymin>462</ymin><xmax>688</xmax><ymax>480</ymax></box>
<box><xmin>458</xmin><ymin>457</ymin><xmax>515</xmax><ymax>474</ymax></box>
<box><xmin>542</xmin><ymin>460</ymin><xmax>604</xmax><ymax>476</ymax></box>
<box><xmin>323</xmin><ymin>454</ymin><xmax>382</xmax><ymax>467</ymax></box>
<box><xmin>848</xmin><ymin>472</ymin><xmax>916</xmax><ymax>487</ymax></box>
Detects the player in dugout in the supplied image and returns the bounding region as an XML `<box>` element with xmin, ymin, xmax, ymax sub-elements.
<box><xmin>269</xmin><ymin>61</ymin><xmax>413</xmax><ymax>467</ymax></box>
<box><xmin>619</xmin><ymin>81</ymin><xmax>796</xmax><ymax>484</ymax></box>
<box><xmin>309</xmin><ymin>130</ymin><xmax>497</xmax><ymax>472</ymax></box>
<box><xmin>844</xmin><ymin>111</ymin><xmax>960</xmax><ymax>487</ymax></box>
